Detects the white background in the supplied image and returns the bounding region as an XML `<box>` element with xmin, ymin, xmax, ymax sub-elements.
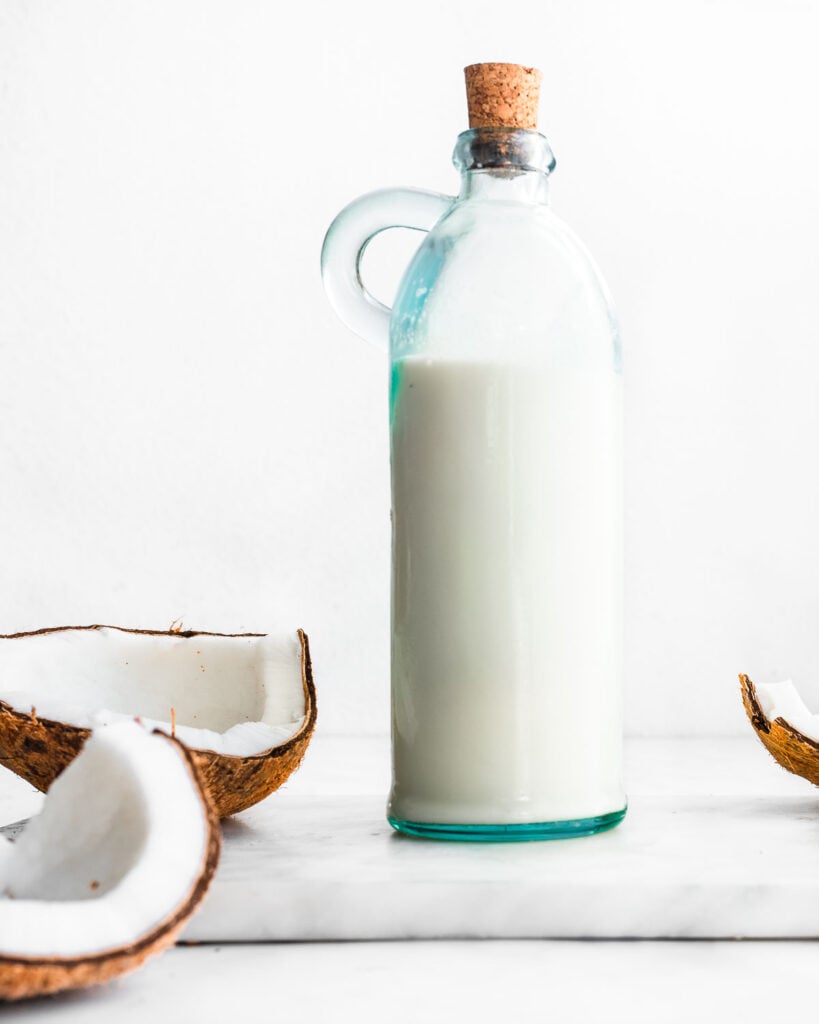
<box><xmin>1</xmin><ymin>0</ymin><xmax>818</xmax><ymax>737</ymax></box>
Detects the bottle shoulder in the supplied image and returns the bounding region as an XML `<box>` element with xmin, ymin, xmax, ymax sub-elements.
<box><xmin>432</xmin><ymin>200</ymin><xmax>596</xmax><ymax>262</ymax></box>
<box><xmin>391</xmin><ymin>199</ymin><xmax>621</xmax><ymax>368</ymax></box>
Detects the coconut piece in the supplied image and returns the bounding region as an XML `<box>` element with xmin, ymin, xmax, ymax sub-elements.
<box><xmin>739</xmin><ymin>674</ymin><xmax>819</xmax><ymax>786</ymax></box>
<box><xmin>0</xmin><ymin>626</ymin><xmax>317</xmax><ymax>817</ymax></box>
<box><xmin>0</xmin><ymin>721</ymin><xmax>220</xmax><ymax>1000</ymax></box>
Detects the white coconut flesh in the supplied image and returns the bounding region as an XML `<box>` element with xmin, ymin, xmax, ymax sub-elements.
<box><xmin>0</xmin><ymin>628</ymin><xmax>305</xmax><ymax>756</ymax></box>
<box><xmin>0</xmin><ymin>722</ymin><xmax>210</xmax><ymax>959</ymax></box>
<box><xmin>754</xmin><ymin>679</ymin><xmax>819</xmax><ymax>742</ymax></box>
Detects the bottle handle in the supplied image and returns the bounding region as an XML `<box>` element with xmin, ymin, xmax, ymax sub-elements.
<box><xmin>321</xmin><ymin>188</ymin><xmax>454</xmax><ymax>350</ymax></box>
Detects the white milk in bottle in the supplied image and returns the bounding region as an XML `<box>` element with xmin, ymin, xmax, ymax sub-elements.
<box><xmin>390</xmin><ymin>357</ymin><xmax>623</xmax><ymax>828</ymax></box>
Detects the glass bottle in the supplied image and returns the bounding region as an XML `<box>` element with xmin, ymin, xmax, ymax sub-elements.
<box><xmin>322</xmin><ymin>64</ymin><xmax>625</xmax><ymax>840</ymax></box>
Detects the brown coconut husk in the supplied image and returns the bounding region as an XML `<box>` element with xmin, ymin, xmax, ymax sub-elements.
<box><xmin>739</xmin><ymin>673</ymin><xmax>819</xmax><ymax>787</ymax></box>
<box><xmin>0</xmin><ymin>732</ymin><xmax>221</xmax><ymax>1000</ymax></box>
<box><xmin>0</xmin><ymin>625</ymin><xmax>317</xmax><ymax>818</ymax></box>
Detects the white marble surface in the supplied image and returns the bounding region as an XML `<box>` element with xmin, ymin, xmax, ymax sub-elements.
<box><xmin>4</xmin><ymin>940</ymin><xmax>818</xmax><ymax>1024</ymax></box>
<box><xmin>3</xmin><ymin>734</ymin><xmax>817</xmax><ymax>941</ymax></box>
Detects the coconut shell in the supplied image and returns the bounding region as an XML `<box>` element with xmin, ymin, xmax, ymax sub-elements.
<box><xmin>739</xmin><ymin>673</ymin><xmax>819</xmax><ymax>786</ymax></box>
<box><xmin>190</xmin><ymin>629</ymin><xmax>317</xmax><ymax>816</ymax></box>
<box><xmin>0</xmin><ymin>625</ymin><xmax>317</xmax><ymax>818</ymax></box>
<box><xmin>0</xmin><ymin>733</ymin><xmax>221</xmax><ymax>1000</ymax></box>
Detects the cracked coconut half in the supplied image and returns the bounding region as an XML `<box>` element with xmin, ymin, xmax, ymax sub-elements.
<box><xmin>0</xmin><ymin>721</ymin><xmax>220</xmax><ymax>1000</ymax></box>
<box><xmin>0</xmin><ymin>625</ymin><xmax>317</xmax><ymax>817</ymax></box>
<box><xmin>740</xmin><ymin>674</ymin><xmax>819</xmax><ymax>786</ymax></box>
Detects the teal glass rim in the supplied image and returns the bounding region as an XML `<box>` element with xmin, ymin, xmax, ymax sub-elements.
<box><xmin>388</xmin><ymin>805</ymin><xmax>627</xmax><ymax>843</ymax></box>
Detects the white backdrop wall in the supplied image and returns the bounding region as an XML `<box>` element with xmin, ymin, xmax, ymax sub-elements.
<box><xmin>1</xmin><ymin>0</ymin><xmax>818</xmax><ymax>736</ymax></box>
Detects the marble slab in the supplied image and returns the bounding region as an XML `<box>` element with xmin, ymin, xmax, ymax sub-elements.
<box><xmin>186</xmin><ymin>786</ymin><xmax>819</xmax><ymax>941</ymax></box>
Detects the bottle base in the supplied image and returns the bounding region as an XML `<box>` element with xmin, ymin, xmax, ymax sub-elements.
<box><xmin>388</xmin><ymin>806</ymin><xmax>627</xmax><ymax>842</ymax></box>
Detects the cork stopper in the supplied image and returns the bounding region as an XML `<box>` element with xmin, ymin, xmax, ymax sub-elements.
<box><xmin>464</xmin><ymin>63</ymin><xmax>541</xmax><ymax>130</ymax></box>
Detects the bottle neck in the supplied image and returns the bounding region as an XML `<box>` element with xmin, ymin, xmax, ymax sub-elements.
<box><xmin>458</xmin><ymin>168</ymin><xmax>550</xmax><ymax>204</ymax></box>
<box><xmin>452</xmin><ymin>127</ymin><xmax>555</xmax><ymax>206</ymax></box>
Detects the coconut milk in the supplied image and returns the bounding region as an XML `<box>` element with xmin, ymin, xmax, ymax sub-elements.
<box><xmin>389</xmin><ymin>356</ymin><xmax>624</xmax><ymax>825</ymax></box>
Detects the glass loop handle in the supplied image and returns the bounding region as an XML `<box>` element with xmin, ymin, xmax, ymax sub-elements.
<box><xmin>321</xmin><ymin>188</ymin><xmax>453</xmax><ymax>350</ymax></box>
